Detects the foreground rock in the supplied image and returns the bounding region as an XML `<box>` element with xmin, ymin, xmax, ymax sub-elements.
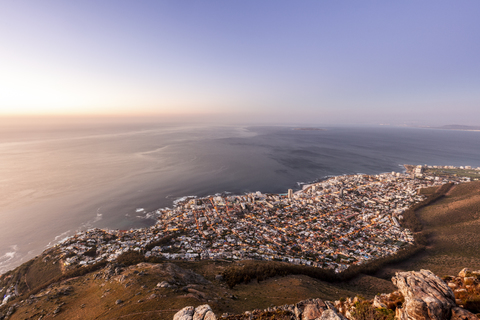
<box><xmin>175</xmin><ymin>299</ymin><xmax>347</xmax><ymax>320</ymax></box>
<box><xmin>174</xmin><ymin>268</ymin><xmax>479</xmax><ymax>320</ymax></box>
<box><xmin>392</xmin><ymin>269</ymin><xmax>477</xmax><ymax>320</ymax></box>
<box><xmin>174</xmin><ymin>304</ymin><xmax>216</xmax><ymax>320</ymax></box>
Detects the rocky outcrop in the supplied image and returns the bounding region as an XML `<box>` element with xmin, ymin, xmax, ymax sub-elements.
<box><xmin>174</xmin><ymin>306</ymin><xmax>195</xmax><ymax>320</ymax></box>
<box><xmin>188</xmin><ymin>298</ymin><xmax>346</xmax><ymax>320</ymax></box>
<box><xmin>393</xmin><ymin>269</ymin><xmax>455</xmax><ymax>319</ymax></box>
<box><xmin>174</xmin><ymin>305</ymin><xmax>216</xmax><ymax>320</ymax></box>
<box><xmin>458</xmin><ymin>268</ymin><xmax>472</xmax><ymax>278</ymax></box>
<box><xmin>318</xmin><ymin>309</ymin><xmax>347</xmax><ymax>320</ymax></box>
<box><xmin>175</xmin><ymin>269</ymin><xmax>479</xmax><ymax>320</ymax></box>
<box><xmin>193</xmin><ymin>305</ymin><xmax>214</xmax><ymax>320</ymax></box>
<box><xmin>295</xmin><ymin>298</ymin><xmax>327</xmax><ymax>320</ymax></box>
<box><xmin>451</xmin><ymin>307</ymin><xmax>478</xmax><ymax>320</ymax></box>
<box><xmin>392</xmin><ymin>269</ymin><xmax>478</xmax><ymax>320</ymax></box>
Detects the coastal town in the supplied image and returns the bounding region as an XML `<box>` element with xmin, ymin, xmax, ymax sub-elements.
<box><xmin>53</xmin><ymin>165</ymin><xmax>478</xmax><ymax>274</ymax></box>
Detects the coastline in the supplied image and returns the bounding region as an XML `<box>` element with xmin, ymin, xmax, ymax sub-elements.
<box><xmin>45</xmin><ymin>170</ymin><xmax>450</xmax><ymax>274</ymax></box>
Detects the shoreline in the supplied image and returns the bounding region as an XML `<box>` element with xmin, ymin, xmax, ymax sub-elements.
<box><xmin>2</xmin><ymin>164</ymin><xmax>478</xmax><ymax>277</ymax></box>
<box><xmin>49</xmin><ymin>171</ymin><xmax>446</xmax><ymax>274</ymax></box>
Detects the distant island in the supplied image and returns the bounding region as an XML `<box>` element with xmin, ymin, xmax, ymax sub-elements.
<box><xmin>424</xmin><ymin>125</ymin><xmax>480</xmax><ymax>131</ymax></box>
<box><xmin>292</xmin><ymin>127</ymin><xmax>326</xmax><ymax>131</ymax></box>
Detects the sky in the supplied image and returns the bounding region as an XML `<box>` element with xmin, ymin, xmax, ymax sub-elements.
<box><xmin>1</xmin><ymin>1</ymin><xmax>479</xmax><ymax>125</ymax></box>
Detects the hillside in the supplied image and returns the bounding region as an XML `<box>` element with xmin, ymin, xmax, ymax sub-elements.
<box><xmin>376</xmin><ymin>180</ymin><xmax>480</xmax><ymax>277</ymax></box>
<box><xmin>1</xmin><ymin>181</ymin><xmax>480</xmax><ymax>319</ymax></box>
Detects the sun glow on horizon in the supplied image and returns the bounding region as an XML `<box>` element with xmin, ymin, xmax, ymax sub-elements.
<box><xmin>1</xmin><ymin>1</ymin><xmax>479</xmax><ymax>126</ymax></box>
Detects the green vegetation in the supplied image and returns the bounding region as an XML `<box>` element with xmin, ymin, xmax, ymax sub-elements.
<box><xmin>144</xmin><ymin>233</ymin><xmax>178</xmax><ymax>251</ymax></box>
<box><xmin>424</xmin><ymin>167</ymin><xmax>480</xmax><ymax>180</ymax></box>
<box><xmin>222</xmin><ymin>243</ymin><xmax>425</xmax><ymax>289</ymax></box>
<box><xmin>351</xmin><ymin>299</ymin><xmax>395</xmax><ymax>320</ymax></box>
<box><xmin>116</xmin><ymin>250</ymin><xmax>147</xmax><ymax>266</ymax></box>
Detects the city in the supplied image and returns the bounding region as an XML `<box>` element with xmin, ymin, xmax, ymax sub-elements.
<box><xmin>53</xmin><ymin>165</ymin><xmax>478</xmax><ymax>274</ymax></box>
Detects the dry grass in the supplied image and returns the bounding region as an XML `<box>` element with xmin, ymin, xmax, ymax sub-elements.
<box><xmin>378</xmin><ymin>181</ymin><xmax>480</xmax><ymax>277</ymax></box>
<box><xmin>5</xmin><ymin>181</ymin><xmax>480</xmax><ymax>319</ymax></box>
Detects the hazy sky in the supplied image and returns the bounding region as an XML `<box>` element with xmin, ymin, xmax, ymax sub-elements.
<box><xmin>1</xmin><ymin>1</ymin><xmax>479</xmax><ymax>125</ymax></box>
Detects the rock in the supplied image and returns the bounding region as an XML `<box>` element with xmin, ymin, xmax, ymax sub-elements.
<box><xmin>115</xmin><ymin>299</ymin><xmax>123</xmax><ymax>305</ymax></box>
<box><xmin>395</xmin><ymin>307</ymin><xmax>408</xmax><ymax>320</ymax></box>
<box><xmin>163</xmin><ymin>263</ymin><xmax>210</xmax><ymax>285</ymax></box>
<box><xmin>58</xmin><ymin>286</ymin><xmax>73</xmax><ymax>296</ymax></box>
<box><xmin>302</xmin><ymin>303</ymin><xmax>323</xmax><ymax>320</ymax></box>
<box><xmin>53</xmin><ymin>307</ymin><xmax>61</xmax><ymax>314</ymax></box>
<box><xmin>372</xmin><ymin>295</ymin><xmax>387</xmax><ymax>309</ymax></box>
<box><xmin>5</xmin><ymin>306</ymin><xmax>16</xmax><ymax>317</ymax></box>
<box><xmin>324</xmin><ymin>301</ymin><xmax>337</xmax><ymax>312</ymax></box>
<box><xmin>174</xmin><ymin>306</ymin><xmax>195</xmax><ymax>320</ymax></box>
<box><xmin>464</xmin><ymin>277</ymin><xmax>476</xmax><ymax>285</ymax></box>
<box><xmin>214</xmin><ymin>274</ymin><xmax>224</xmax><ymax>282</ymax></box>
<box><xmin>203</xmin><ymin>310</ymin><xmax>216</xmax><ymax>320</ymax></box>
<box><xmin>157</xmin><ymin>281</ymin><xmax>172</xmax><ymax>288</ymax></box>
<box><xmin>188</xmin><ymin>288</ymin><xmax>208</xmax><ymax>300</ymax></box>
<box><xmin>344</xmin><ymin>309</ymin><xmax>351</xmax><ymax>319</ymax></box>
<box><xmin>294</xmin><ymin>299</ymin><xmax>327</xmax><ymax>320</ymax></box>
<box><xmin>450</xmin><ymin>307</ymin><xmax>479</xmax><ymax>320</ymax></box>
<box><xmin>459</xmin><ymin>268</ymin><xmax>472</xmax><ymax>277</ymax></box>
<box><xmin>392</xmin><ymin>269</ymin><xmax>456</xmax><ymax>320</ymax></box>
<box><xmin>193</xmin><ymin>304</ymin><xmax>212</xmax><ymax>320</ymax></box>
<box><xmin>318</xmin><ymin>309</ymin><xmax>347</xmax><ymax>320</ymax></box>
<box><xmin>448</xmin><ymin>282</ymin><xmax>458</xmax><ymax>289</ymax></box>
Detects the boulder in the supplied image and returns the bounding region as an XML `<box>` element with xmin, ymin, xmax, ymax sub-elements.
<box><xmin>193</xmin><ymin>304</ymin><xmax>212</xmax><ymax>320</ymax></box>
<box><xmin>448</xmin><ymin>282</ymin><xmax>458</xmax><ymax>289</ymax></box>
<box><xmin>372</xmin><ymin>295</ymin><xmax>387</xmax><ymax>309</ymax></box>
<box><xmin>302</xmin><ymin>303</ymin><xmax>323</xmax><ymax>320</ymax></box>
<box><xmin>157</xmin><ymin>281</ymin><xmax>172</xmax><ymax>288</ymax></box>
<box><xmin>174</xmin><ymin>306</ymin><xmax>195</xmax><ymax>320</ymax></box>
<box><xmin>459</xmin><ymin>268</ymin><xmax>472</xmax><ymax>278</ymax></box>
<box><xmin>203</xmin><ymin>310</ymin><xmax>216</xmax><ymax>320</ymax></box>
<box><xmin>294</xmin><ymin>298</ymin><xmax>327</xmax><ymax>320</ymax></box>
<box><xmin>317</xmin><ymin>309</ymin><xmax>347</xmax><ymax>320</ymax></box>
<box><xmin>5</xmin><ymin>306</ymin><xmax>16</xmax><ymax>317</ymax></box>
<box><xmin>392</xmin><ymin>269</ymin><xmax>456</xmax><ymax>320</ymax></box>
<box><xmin>450</xmin><ymin>307</ymin><xmax>478</xmax><ymax>320</ymax></box>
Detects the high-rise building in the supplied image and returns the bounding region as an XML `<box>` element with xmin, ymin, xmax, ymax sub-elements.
<box><xmin>288</xmin><ymin>189</ymin><xmax>293</xmax><ymax>200</ymax></box>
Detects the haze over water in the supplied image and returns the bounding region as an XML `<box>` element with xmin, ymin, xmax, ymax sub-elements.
<box><xmin>1</xmin><ymin>121</ymin><xmax>480</xmax><ymax>273</ymax></box>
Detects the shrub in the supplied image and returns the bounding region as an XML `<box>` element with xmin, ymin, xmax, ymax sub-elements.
<box><xmin>351</xmin><ymin>301</ymin><xmax>395</xmax><ymax>320</ymax></box>
<box><xmin>463</xmin><ymin>296</ymin><xmax>480</xmax><ymax>314</ymax></box>
<box><xmin>116</xmin><ymin>250</ymin><xmax>146</xmax><ymax>266</ymax></box>
<box><xmin>83</xmin><ymin>246</ymin><xmax>97</xmax><ymax>257</ymax></box>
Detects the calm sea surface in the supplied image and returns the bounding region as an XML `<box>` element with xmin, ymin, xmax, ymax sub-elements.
<box><xmin>1</xmin><ymin>123</ymin><xmax>480</xmax><ymax>273</ymax></box>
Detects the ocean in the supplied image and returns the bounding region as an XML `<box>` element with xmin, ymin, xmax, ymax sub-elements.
<box><xmin>1</xmin><ymin>122</ymin><xmax>480</xmax><ymax>274</ymax></box>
